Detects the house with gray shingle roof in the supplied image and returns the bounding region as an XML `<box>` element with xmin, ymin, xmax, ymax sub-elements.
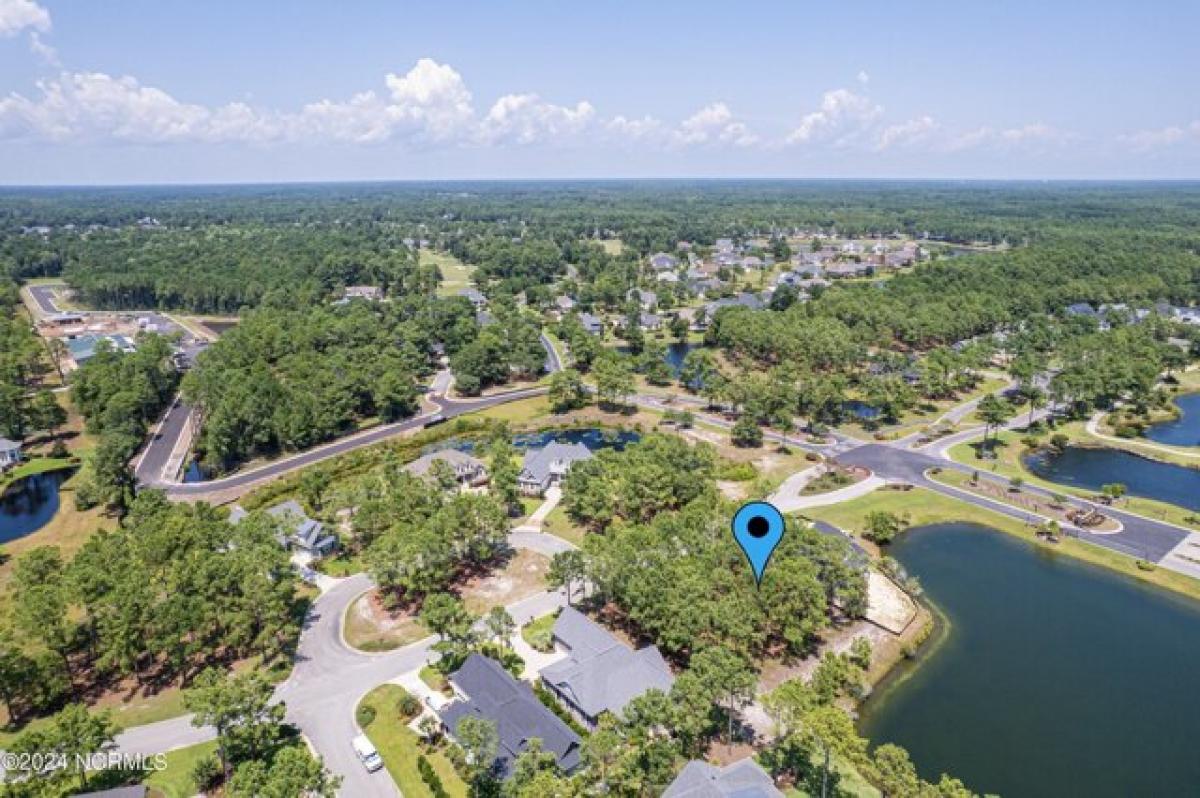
<box><xmin>264</xmin><ymin>500</ymin><xmax>338</xmax><ymax>558</ymax></box>
<box><xmin>540</xmin><ymin>607</ymin><xmax>674</xmax><ymax>729</ymax></box>
<box><xmin>405</xmin><ymin>449</ymin><xmax>487</xmax><ymax>486</ymax></box>
<box><xmin>518</xmin><ymin>441</ymin><xmax>592</xmax><ymax>496</ymax></box>
<box><xmin>662</xmin><ymin>758</ymin><xmax>782</xmax><ymax>797</ymax></box>
<box><xmin>439</xmin><ymin>653</ymin><xmax>582</xmax><ymax>780</ymax></box>
<box><xmin>649</xmin><ymin>252</ymin><xmax>678</xmax><ymax>271</ymax></box>
<box><xmin>577</xmin><ymin>312</ymin><xmax>604</xmax><ymax>336</ymax></box>
<box><xmin>459</xmin><ymin>287</ymin><xmax>488</xmax><ymax>309</ymax></box>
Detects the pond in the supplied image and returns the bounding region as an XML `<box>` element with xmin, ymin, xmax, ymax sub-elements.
<box><xmin>841</xmin><ymin>400</ymin><xmax>882</xmax><ymax>420</ymax></box>
<box><xmin>1022</xmin><ymin>445</ymin><xmax>1200</xmax><ymax>512</ymax></box>
<box><xmin>432</xmin><ymin>427</ymin><xmax>641</xmax><ymax>457</ymax></box>
<box><xmin>1</xmin><ymin>469</ymin><xmax>74</xmax><ymax>543</ymax></box>
<box><xmin>616</xmin><ymin>342</ymin><xmax>697</xmax><ymax>376</ymax></box>
<box><xmin>1144</xmin><ymin>392</ymin><xmax>1200</xmax><ymax>447</ymax></box>
<box><xmin>858</xmin><ymin>522</ymin><xmax>1200</xmax><ymax>798</ymax></box>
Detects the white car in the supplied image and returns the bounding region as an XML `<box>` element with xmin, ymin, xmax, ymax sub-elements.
<box><xmin>352</xmin><ymin>734</ymin><xmax>384</xmax><ymax>773</ymax></box>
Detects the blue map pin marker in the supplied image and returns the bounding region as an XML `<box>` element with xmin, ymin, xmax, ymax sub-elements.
<box><xmin>732</xmin><ymin>501</ymin><xmax>786</xmax><ymax>586</ymax></box>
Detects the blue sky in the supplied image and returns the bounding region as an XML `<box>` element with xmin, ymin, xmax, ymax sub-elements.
<box><xmin>0</xmin><ymin>0</ymin><xmax>1198</xmax><ymax>184</ymax></box>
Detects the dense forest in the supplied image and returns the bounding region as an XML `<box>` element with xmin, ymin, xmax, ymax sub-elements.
<box><xmin>4</xmin><ymin>181</ymin><xmax>1199</xmax><ymax>316</ymax></box>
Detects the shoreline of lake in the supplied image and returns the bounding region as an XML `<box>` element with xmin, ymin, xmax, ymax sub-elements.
<box><xmin>857</xmin><ymin>521</ymin><xmax>1200</xmax><ymax>797</ymax></box>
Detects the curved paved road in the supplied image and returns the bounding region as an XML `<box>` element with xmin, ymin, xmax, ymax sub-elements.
<box><xmin>137</xmin><ymin>335</ymin><xmax>561</xmax><ymax>500</ymax></box>
<box><xmin>115</xmin><ymin>536</ymin><xmax>573</xmax><ymax>797</ymax></box>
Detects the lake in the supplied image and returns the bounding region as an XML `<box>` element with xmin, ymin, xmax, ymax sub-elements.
<box><xmin>858</xmin><ymin>522</ymin><xmax>1200</xmax><ymax>797</ymax></box>
<box><xmin>1</xmin><ymin>469</ymin><xmax>74</xmax><ymax>543</ymax></box>
<box><xmin>1144</xmin><ymin>392</ymin><xmax>1200</xmax><ymax>447</ymax></box>
<box><xmin>1023</xmin><ymin>445</ymin><xmax>1200</xmax><ymax>511</ymax></box>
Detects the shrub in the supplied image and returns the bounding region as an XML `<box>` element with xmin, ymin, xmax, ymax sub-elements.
<box><xmin>526</xmin><ymin>625</ymin><xmax>554</xmax><ymax>653</ymax></box>
<box><xmin>533</xmin><ymin>681</ymin><xmax>588</xmax><ymax>736</ymax></box>
<box><xmin>1114</xmin><ymin>424</ymin><xmax>1140</xmax><ymax>439</ymax></box>
<box><xmin>190</xmin><ymin>754</ymin><xmax>222</xmax><ymax>792</ymax></box>
<box><xmin>731</xmin><ymin>415</ymin><xmax>763</xmax><ymax>448</ymax></box>
<box><xmin>356</xmin><ymin>703</ymin><xmax>377</xmax><ymax>728</ymax></box>
<box><xmin>1049</xmin><ymin>433</ymin><xmax>1069</xmax><ymax>452</ymax></box>
<box><xmin>805</xmin><ymin>451</ymin><xmax>821</xmax><ymax>462</ymax></box>
<box><xmin>715</xmin><ymin>460</ymin><xmax>758</xmax><ymax>481</ymax></box>
<box><xmin>1136</xmin><ymin>559</ymin><xmax>1157</xmax><ymax>572</ymax></box>
<box><xmin>397</xmin><ymin>691</ymin><xmax>421</xmax><ymax>720</ymax></box>
<box><xmin>418</xmin><ymin>755</ymin><xmax>450</xmax><ymax>798</ymax></box>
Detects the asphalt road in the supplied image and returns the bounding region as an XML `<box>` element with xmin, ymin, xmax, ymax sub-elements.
<box><xmin>27</xmin><ymin>284</ymin><xmax>63</xmax><ymax>315</ymax></box>
<box><xmin>141</xmin><ymin>335</ymin><xmax>562</xmax><ymax>499</ymax></box>
<box><xmin>838</xmin><ymin>443</ymin><xmax>1190</xmax><ymax>562</ymax></box>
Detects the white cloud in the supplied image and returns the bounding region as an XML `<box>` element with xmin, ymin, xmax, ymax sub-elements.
<box><xmin>875</xmin><ymin>115</ymin><xmax>937</xmax><ymax>151</ymax></box>
<box><xmin>480</xmin><ymin>93</ymin><xmax>595</xmax><ymax>145</ymax></box>
<box><xmin>1118</xmin><ymin>121</ymin><xmax>1200</xmax><ymax>152</ymax></box>
<box><xmin>674</xmin><ymin>102</ymin><xmax>757</xmax><ymax>147</ymax></box>
<box><xmin>605</xmin><ymin>114</ymin><xmax>666</xmax><ymax>142</ymax></box>
<box><xmin>945</xmin><ymin>123</ymin><xmax>1072</xmax><ymax>152</ymax></box>
<box><xmin>0</xmin><ymin>0</ymin><xmax>49</xmax><ymax>37</ymax></box>
<box><xmin>857</xmin><ymin>70</ymin><xmax>870</xmax><ymax>85</ymax></box>
<box><xmin>27</xmin><ymin>30</ymin><xmax>57</xmax><ymax>65</ymax></box>
<box><xmin>787</xmin><ymin>88</ymin><xmax>882</xmax><ymax>145</ymax></box>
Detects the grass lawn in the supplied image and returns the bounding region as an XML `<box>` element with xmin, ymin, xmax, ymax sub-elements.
<box><xmin>144</xmin><ymin>740</ymin><xmax>218</xmax><ymax>798</ymax></box>
<box><xmin>358</xmin><ymin>685</ymin><xmax>468</xmax><ymax>798</ymax></box>
<box><xmin>592</xmin><ymin>238</ymin><xmax>624</xmax><ymax>255</ymax></box>
<box><xmin>804</xmin><ymin>486</ymin><xmax>1200</xmax><ymax>603</ymax></box>
<box><xmin>543</xmin><ymin>505</ymin><xmax>585</xmax><ymax>546</ymax></box>
<box><xmin>516</xmin><ymin>495</ymin><xmax>543</xmax><ymax>522</ymax></box>
<box><xmin>427</xmin><ymin>250</ymin><xmax>476</xmax><ymax>297</ymax></box>
<box><xmin>0</xmin><ymin>457</ymin><xmax>76</xmax><ymax>490</ymax></box>
<box><xmin>949</xmin><ymin>429</ymin><xmax>1200</xmax><ymax>531</ymax></box>
<box><xmin>419</xmin><ymin>665</ymin><xmax>448</xmax><ymax>693</ymax></box>
<box><xmin>343</xmin><ymin>590</ymin><xmax>430</xmax><ymax>652</ymax></box>
<box><xmin>475</xmin><ymin>395</ymin><xmax>552</xmax><ymax>423</ymax></box>
<box><xmin>317</xmin><ymin>550</ymin><xmax>367</xmax><ymax>578</ymax></box>
<box><xmin>520</xmin><ymin>612</ymin><xmax>558</xmax><ymax>649</ymax></box>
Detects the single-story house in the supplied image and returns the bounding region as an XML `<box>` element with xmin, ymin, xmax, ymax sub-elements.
<box><xmin>649</xmin><ymin>252</ymin><xmax>678</xmax><ymax>271</ymax></box>
<box><xmin>705</xmin><ymin>292</ymin><xmax>764</xmax><ymax>318</ymax></box>
<box><xmin>439</xmin><ymin>653</ymin><xmax>582</xmax><ymax>780</ymax></box>
<box><xmin>630</xmin><ymin>289</ymin><xmax>657</xmax><ymax>310</ymax></box>
<box><xmin>0</xmin><ymin>438</ymin><xmax>22</xmax><ymax>471</ymax></box>
<box><xmin>1065</xmin><ymin>302</ymin><xmax>1099</xmax><ymax>318</ymax></box>
<box><xmin>578</xmin><ymin>312</ymin><xmax>605</xmax><ymax>336</ymax></box>
<box><xmin>232</xmin><ymin>500</ymin><xmax>338</xmax><ymax>558</ymax></box>
<box><xmin>540</xmin><ymin>607</ymin><xmax>674</xmax><ymax>730</ymax></box>
<box><xmin>405</xmin><ymin>449</ymin><xmax>488</xmax><ymax>486</ymax></box>
<box><xmin>459</xmin><ymin>287</ymin><xmax>488</xmax><ymax>309</ymax></box>
<box><xmin>823</xmin><ymin>262</ymin><xmax>872</xmax><ymax>279</ymax></box>
<box><xmin>639</xmin><ymin>312</ymin><xmax>662</xmax><ymax>331</ymax></box>
<box><xmin>663</xmin><ymin>758</ymin><xmax>783</xmax><ymax>798</ymax></box>
<box><xmin>714</xmin><ymin>238</ymin><xmax>735</xmax><ymax>254</ymax></box>
<box><xmin>338</xmin><ymin>285</ymin><xmax>383</xmax><ymax>302</ymax></box>
<box><xmin>65</xmin><ymin>334</ymin><xmax>137</xmax><ymax>368</ymax></box>
<box><xmin>518</xmin><ymin>441</ymin><xmax>593</xmax><ymax>496</ymax></box>
<box><xmin>656</xmin><ymin>271</ymin><xmax>680</xmax><ymax>284</ymax></box>
<box><xmin>554</xmin><ymin>295</ymin><xmax>577</xmax><ymax>315</ymax></box>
